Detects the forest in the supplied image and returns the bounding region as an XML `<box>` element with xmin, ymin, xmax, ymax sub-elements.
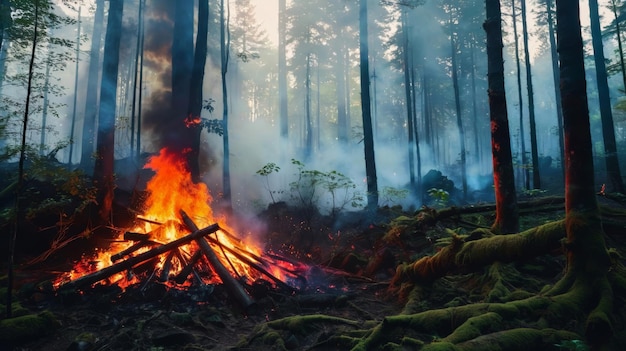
<box><xmin>1</xmin><ymin>0</ymin><xmax>626</xmax><ymax>350</ymax></box>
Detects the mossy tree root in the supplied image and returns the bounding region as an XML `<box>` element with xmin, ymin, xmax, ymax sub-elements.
<box><xmin>392</xmin><ymin>220</ymin><xmax>566</xmax><ymax>287</ymax></box>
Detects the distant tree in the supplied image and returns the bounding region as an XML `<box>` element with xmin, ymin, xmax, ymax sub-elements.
<box><xmin>520</xmin><ymin>0</ymin><xmax>541</xmax><ymax>189</ymax></box>
<box><xmin>93</xmin><ymin>0</ymin><xmax>124</xmax><ymax>222</ymax></box>
<box><xmin>510</xmin><ymin>0</ymin><xmax>530</xmax><ymax>190</ymax></box>
<box><xmin>359</xmin><ymin>0</ymin><xmax>378</xmax><ymax>210</ymax></box>
<box><xmin>484</xmin><ymin>0</ymin><xmax>519</xmax><ymax>233</ymax></box>
<box><xmin>279</xmin><ymin>0</ymin><xmax>288</xmax><ymax>138</ymax></box>
<box><xmin>220</xmin><ymin>0</ymin><xmax>233</xmax><ymax>211</ymax></box>
<box><xmin>605</xmin><ymin>0</ymin><xmax>626</xmax><ymax>90</ymax></box>
<box><xmin>80</xmin><ymin>0</ymin><xmax>105</xmax><ymax>174</ymax></box>
<box><xmin>589</xmin><ymin>0</ymin><xmax>625</xmax><ymax>193</ymax></box>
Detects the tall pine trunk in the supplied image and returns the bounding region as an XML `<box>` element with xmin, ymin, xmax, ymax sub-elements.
<box><xmin>93</xmin><ymin>0</ymin><xmax>123</xmax><ymax>223</ymax></box>
<box><xmin>171</xmin><ymin>0</ymin><xmax>194</xmax><ymax>152</ymax></box>
<box><xmin>512</xmin><ymin>0</ymin><xmax>530</xmax><ymax>190</ymax></box>
<box><xmin>484</xmin><ymin>0</ymin><xmax>519</xmax><ymax>233</ymax></box>
<box><xmin>80</xmin><ymin>0</ymin><xmax>104</xmax><ymax>173</ymax></box>
<box><xmin>278</xmin><ymin>0</ymin><xmax>288</xmax><ymax>138</ymax></box>
<box><xmin>589</xmin><ymin>0</ymin><xmax>625</xmax><ymax>193</ymax></box>
<box><xmin>402</xmin><ymin>10</ymin><xmax>416</xmax><ymax>188</ymax></box>
<box><xmin>450</xmin><ymin>27</ymin><xmax>467</xmax><ymax>200</ymax></box>
<box><xmin>221</xmin><ymin>0</ymin><xmax>232</xmax><ymax>211</ymax></box>
<box><xmin>554</xmin><ymin>1</ymin><xmax>613</xmax><ymax>346</ymax></box>
<box><xmin>546</xmin><ymin>0</ymin><xmax>565</xmax><ymax>183</ymax></box>
<box><xmin>187</xmin><ymin>0</ymin><xmax>209</xmax><ymax>182</ymax></box>
<box><xmin>521</xmin><ymin>0</ymin><xmax>541</xmax><ymax>189</ymax></box>
<box><xmin>359</xmin><ymin>0</ymin><xmax>378</xmax><ymax>210</ymax></box>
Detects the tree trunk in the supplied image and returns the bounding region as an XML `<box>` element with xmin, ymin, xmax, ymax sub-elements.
<box><xmin>589</xmin><ymin>0</ymin><xmax>625</xmax><ymax>193</ymax></box>
<box><xmin>171</xmin><ymin>0</ymin><xmax>194</xmax><ymax>153</ymax></box>
<box><xmin>304</xmin><ymin>51</ymin><xmax>313</xmax><ymax>160</ymax></box>
<box><xmin>187</xmin><ymin>0</ymin><xmax>209</xmax><ymax>182</ymax></box>
<box><xmin>68</xmin><ymin>7</ymin><xmax>81</xmax><ymax>165</ymax></box>
<box><xmin>484</xmin><ymin>0</ymin><xmax>519</xmax><ymax>233</ymax></box>
<box><xmin>512</xmin><ymin>0</ymin><xmax>530</xmax><ymax>190</ymax></box>
<box><xmin>450</xmin><ymin>27</ymin><xmax>467</xmax><ymax>200</ymax></box>
<box><xmin>555</xmin><ymin>0</ymin><xmax>613</xmax><ymax>345</ymax></box>
<box><xmin>545</xmin><ymin>0</ymin><xmax>565</xmax><ymax>183</ymax></box>
<box><xmin>610</xmin><ymin>0</ymin><xmax>626</xmax><ymax>91</ymax></box>
<box><xmin>130</xmin><ymin>0</ymin><xmax>145</xmax><ymax>159</ymax></box>
<box><xmin>40</xmin><ymin>53</ymin><xmax>51</xmax><ymax>156</ymax></box>
<box><xmin>336</xmin><ymin>34</ymin><xmax>349</xmax><ymax>143</ymax></box>
<box><xmin>93</xmin><ymin>0</ymin><xmax>124</xmax><ymax>223</ymax></box>
<box><xmin>359</xmin><ymin>0</ymin><xmax>378</xmax><ymax>211</ymax></box>
<box><xmin>278</xmin><ymin>0</ymin><xmax>288</xmax><ymax>138</ymax></box>
<box><xmin>221</xmin><ymin>0</ymin><xmax>232</xmax><ymax>211</ymax></box>
<box><xmin>402</xmin><ymin>10</ymin><xmax>416</xmax><ymax>188</ymax></box>
<box><xmin>80</xmin><ymin>0</ymin><xmax>105</xmax><ymax>173</ymax></box>
<box><xmin>8</xmin><ymin>0</ymin><xmax>40</xmax><ymax>319</ymax></box>
<box><xmin>521</xmin><ymin>0</ymin><xmax>541</xmax><ymax>189</ymax></box>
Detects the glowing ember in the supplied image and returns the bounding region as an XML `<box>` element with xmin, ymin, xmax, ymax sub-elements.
<box><xmin>55</xmin><ymin>147</ymin><xmax>304</xmax><ymax>291</ymax></box>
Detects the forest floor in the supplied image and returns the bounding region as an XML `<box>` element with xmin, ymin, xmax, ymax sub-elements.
<box><xmin>2</xmin><ymin>193</ymin><xmax>626</xmax><ymax>351</ymax></box>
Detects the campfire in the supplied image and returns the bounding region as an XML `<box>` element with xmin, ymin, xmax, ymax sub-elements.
<box><xmin>54</xmin><ymin>148</ymin><xmax>307</xmax><ymax>308</ymax></box>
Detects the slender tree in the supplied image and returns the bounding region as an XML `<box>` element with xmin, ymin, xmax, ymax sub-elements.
<box><xmin>8</xmin><ymin>0</ymin><xmax>41</xmax><ymax>319</ymax></box>
<box><xmin>359</xmin><ymin>0</ymin><xmax>378</xmax><ymax>210</ymax></box>
<box><xmin>221</xmin><ymin>0</ymin><xmax>233</xmax><ymax>211</ymax></box>
<box><xmin>448</xmin><ymin>10</ymin><xmax>467</xmax><ymax>200</ymax></box>
<box><xmin>521</xmin><ymin>0</ymin><xmax>541</xmax><ymax>189</ymax></box>
<box><xmin>130</xmin><ymin>0</ymin><xmax>145</xmax><ymax>159</ymax></box>
<box><xmin>511</xmin><ymin>0</ymin><xmax>530</xmax><ymax>190</ymax></box>
<box><xmin>187</xmin><ymin>0</ymin><xmax>209</xmax><ymax>182</ymax></box>
<box><xmin>68</xmin><ymin>6</ymin><xmax>81</xmax><ymax>165</ymax></box>
<box><xmin>80</xmin><ymin>0</ymin><xmax>105</xmax><ymax>173</ymax></box>
<box><xmin>484</xmin><ymin>0</ymin><xmax>519</xmax><ymax>233</ymax></box>
<box><xmin>278</xmin><ymin>0</ymin><xmax>288</xmax><ymax>138</ymax></box>
<box><xmin>589</xmin><ymin>0</ymin><xmax>625</xmax><ymax>193</ymax></box>
<box><xmin>93</xmin><ymin>0</ymin><xmax>124</xmax><ymax>222</ymax></box>
<box><xmin>401</xmin><ymin>9</ymin><xmax>416</xmax><ymax>188</ymax></box>
<box><xmin>545</xmin><ymin>0</ymin><xmax>565</xmax><ymax>181</ymax></box>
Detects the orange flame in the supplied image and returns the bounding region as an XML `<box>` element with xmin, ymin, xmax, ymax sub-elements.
<box><xmin>55</xmin><ymin>147</ymin><xmax>302</xmax><ymax>291</ymax></box>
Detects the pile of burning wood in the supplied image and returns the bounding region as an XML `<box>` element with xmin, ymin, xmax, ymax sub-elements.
<box><xmin>57</xmin><ymin>209</ymin><xmax>306</xmax><ymax>309</ymax></box>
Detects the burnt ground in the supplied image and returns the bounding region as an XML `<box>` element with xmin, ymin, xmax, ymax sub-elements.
<box><xmin>2</xmin><ymin>193</ymin><xmax>626</xmax><ymax>351</ymax></box>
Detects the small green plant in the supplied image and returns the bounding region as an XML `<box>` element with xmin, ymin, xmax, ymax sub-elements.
<box><xmin>320</xmin><ymin>170</ymin><xmax>364</xmax><ymax>216</ymax></box>
<box><xmin>255</xmin><ymin>162</ymin><xmax>282</xmax><ymax>204</ymax></box>
<box><xmin>380</xmin><ymin>186</ymin><xmax>409</xmax><ymax>207</ymax></box>
<box><xmin>427</xmin><ymin>188</ymin><xmax>449</xmax><ymax>208</ymax></box>
<box><xmin>521</xmin><ymin>188</ymin><xmax>547</xmax><ymax>197</ymax></box>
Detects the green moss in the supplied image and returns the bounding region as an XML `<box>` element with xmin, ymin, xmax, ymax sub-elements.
<box><xmin>266</xmin><ymin>314</ymin><xmax>358</xmax><ymax>334</ymax></box>
<box><xmin>443</xmin><ymin>312</ymin><xmax>503</xmax><ymax>344</ymax></box>
<box><xmin>0</xmin><ymin>311</ymin><xmax>59</xmax><ymax>342</ymax></box>
<box><xmin>420</xmin><ymin>341</ymin><xmax>459</xmax><ymax>351</ymax></box>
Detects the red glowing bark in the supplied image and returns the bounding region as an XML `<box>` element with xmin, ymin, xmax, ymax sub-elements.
<box><xmin>484</xmin><ymin>0</ymin><xmax>519</xmax><ymax>234</ymax></box>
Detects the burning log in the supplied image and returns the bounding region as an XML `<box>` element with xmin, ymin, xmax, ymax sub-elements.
<box><xmin>174</xmin><ymin>250</ymin><xmax>203</xmax><ymax>284</ymax></box>
<box><xmin>58</xmin><ymin>224</ymin><xmax>219</xmax><ymax>291</ymax></box>
<box><xmin>179</xmin><ymin>210</ymin><xmax>255</xmax><ymax>310</ymax></box>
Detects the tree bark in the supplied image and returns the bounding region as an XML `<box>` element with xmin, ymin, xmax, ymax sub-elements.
<box><xmin>80</xmin><ymin>0</ymin><xmax>104</xmax><ymax>173</ymax></box>
<box><xmin>556</xmin><ymin>0</ymin><xmax>613</xmax><ymax>345</ymax></box>
<box><xmin>483</xmin><ymin>0</ymin><xmax>519</xmax><ymax>233</ymax></box>
<box><xmin>187</xmin><ymin>0</ymin><xmax>209</xmax><ymax>182</ymax></box>
<box><xmin>589</xmin><ymin>0</ymin><xmax>625</xmax><ymax>193</ymax></box>
<box><xmin>93</xmin><ymin>0</ymin><xmax>124</xmax><ymax>222</ymax></box>
<box><xmin>359</xmin><ymin>0</ymin><xmax>378</xmax><ymax>210</ymax></box>
<box><xmin>278</xmin><ymin>0</ymin><xmax>288</xmax><ymax>138</ymax></box>
<box><xmin>521</xmin><ymin>0</ymin><xmax>541</xmax><ymax>189</ymax></box>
